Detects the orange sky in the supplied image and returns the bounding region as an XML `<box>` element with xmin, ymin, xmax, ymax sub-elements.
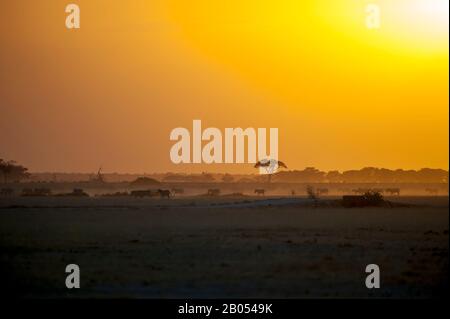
<box><xmin>0</xmin><ymin>0</ymin><xmax>448</xmax><ymax>173</ymax></box>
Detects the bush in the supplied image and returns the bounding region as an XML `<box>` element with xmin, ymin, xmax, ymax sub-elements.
<box><xmin>362</xmin><ymin>191</ymin><xmax>384</xmax><ymax>206</ymax></box>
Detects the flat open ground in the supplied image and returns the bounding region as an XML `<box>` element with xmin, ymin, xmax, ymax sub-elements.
<box><xmin>0</xmin><ymin>196</ymin><xmax>448</xmax><ymax>298</ymax></box>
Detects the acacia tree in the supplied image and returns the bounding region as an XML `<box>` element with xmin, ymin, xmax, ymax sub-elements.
<box><xmin>254</xmin><ymin>159</ymin><xmax>288</xmax><ymax>183</ymax></box>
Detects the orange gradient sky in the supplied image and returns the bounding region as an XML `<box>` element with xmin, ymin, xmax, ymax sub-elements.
<box><xmin>0</xmin><ymin>0</ymin><xmax>448</xmax><ymax>173</ymax></box>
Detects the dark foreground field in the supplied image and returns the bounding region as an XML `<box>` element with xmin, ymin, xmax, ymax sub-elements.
<box><xmin>0</xmin><ymin>196</ymin><xmax>448</xmax><ymax>298</ymax></box>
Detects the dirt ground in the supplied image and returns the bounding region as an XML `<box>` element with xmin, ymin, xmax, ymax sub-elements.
<box><xmin>0</xmin><ymin>196</ymin><xmax>448</xmax><ymax>298</ymax></box>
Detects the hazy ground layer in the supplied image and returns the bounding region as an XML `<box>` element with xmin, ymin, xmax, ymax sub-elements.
<box><xmin>0</xmin><ymin>196</ymin><xmax>448</xmax><ymax>298</ymax></box>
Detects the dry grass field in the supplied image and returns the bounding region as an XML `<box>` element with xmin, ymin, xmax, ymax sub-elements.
<box><xmin>0</xmin><ymin>196</ymin><xmax>448</xmax><ymax>298</ymax></box>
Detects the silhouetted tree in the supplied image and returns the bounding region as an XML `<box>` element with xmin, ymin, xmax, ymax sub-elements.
<box><xmin>0</xmin><ymin>159</ymin><xmax>30</xmax><ymax>183</ymax></box>
<box><xmin>254</xmin><ymin>159</ymin><xmax>288</xmax><ymax>183</ymax></box>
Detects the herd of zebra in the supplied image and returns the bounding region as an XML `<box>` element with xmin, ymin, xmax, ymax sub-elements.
<box><xmin>0</xmin><ymin>186</ymin><xmax>444</xmax><ymax>198</ymax></box>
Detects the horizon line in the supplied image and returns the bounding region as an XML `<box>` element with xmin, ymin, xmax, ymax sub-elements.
<box><xmin>28</xmin><ymin>167</ymin><xmax>449</xmax><ymax>175</ymax></box>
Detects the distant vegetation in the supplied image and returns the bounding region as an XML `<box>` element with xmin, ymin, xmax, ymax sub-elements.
<box><xmin>361</xmin><ymin>190</ymin><xmax>385</xmax><ymax>206</ymax></box>
<box><xmin>0</xmin><ymin>159</ymin><xmax>30</xmax><ymax>183</ymax></box>
<box><xmin>15</xmin><ymin>166</ymin><xmax>449</xmax><ymax>184</ymax></box>
<box><xmin>272</xmin><ymin>167</ymin><xmax>448</xmax><ymax>183</ymax></box>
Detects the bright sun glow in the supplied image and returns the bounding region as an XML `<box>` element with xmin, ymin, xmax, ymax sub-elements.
<box><xmin>315</xmin><ymin>0</ymin><xmax>449</xmax><ymax>55</ymax></box>
<box><xmin>385</xmin><ymin>0</ymin><xmax>449</xmax><ymax>52</ymax></box>
<box><xmin>408</xmin><ymin>0</ymin><xmax>449</xmax><ymax>26</ymax></box>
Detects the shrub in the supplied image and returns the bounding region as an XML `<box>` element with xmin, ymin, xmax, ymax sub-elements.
<box><xmin>362</xmin><ymin>191</ymin><xmax>384</xmax><ymax>206</ymax></box>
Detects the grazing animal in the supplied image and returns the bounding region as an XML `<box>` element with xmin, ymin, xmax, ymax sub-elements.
<box><xmin>254</xmin><ymin>189</ymin><xmax>265</xmax><ymax>196</ymax></box>
<box><xmin>384</xmin><ymin>188</ymin><xmax>400</xmax><ymax>196</ymax></box>
<box><xmin>207</xmin><ymin>188</ymin><xmax>221</xmax><ymax>196</ymax></box>
<box><xmin>157</xmin><ymin>189</ymin><xmax>171</xmax><ymax>199</ymax></box>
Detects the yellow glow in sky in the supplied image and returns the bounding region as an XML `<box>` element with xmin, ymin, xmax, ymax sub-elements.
<box><xmin>0</xmin><ymin>0</ymin><xmax>448</xmax><ymax>172</ymax></box>
<box><xmin>168</xmin><ymin>0</ymin><xmax>449</xmax><ymax>114</ymax></box>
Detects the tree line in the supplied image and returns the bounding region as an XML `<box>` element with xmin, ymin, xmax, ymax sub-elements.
<box><xmin>273</xmin><ymin>167</ymin><xmax>448</xmax><ymax>183</ymax></box>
